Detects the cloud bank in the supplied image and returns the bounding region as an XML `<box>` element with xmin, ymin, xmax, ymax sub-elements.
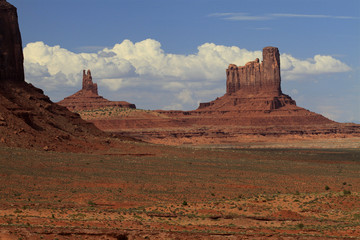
<box><xmin>23</xmin><ymin>39</ymin><xmax>351</xmax><ymax>110</ymax></box>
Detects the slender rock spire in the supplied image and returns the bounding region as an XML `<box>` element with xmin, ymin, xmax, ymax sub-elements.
<box><xmin>82</xmin><ymin>69</ymin><xmax>98</xmax><ymax>94</ymax></box>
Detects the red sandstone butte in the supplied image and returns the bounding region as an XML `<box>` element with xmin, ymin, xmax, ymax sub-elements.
<box><xmin>58</xmin><ymin>70</ymin><xmax>136</xmax><ymax>111</ymax></box>
<box><xmin>154</xmin><ymin>46</ymin><xmax>334</xmax><ymax>127</ymax></box>
<box><xmin>198</xmin><ymin>46</ymin><xmax>296</xmax><ymax>112</ymax></box>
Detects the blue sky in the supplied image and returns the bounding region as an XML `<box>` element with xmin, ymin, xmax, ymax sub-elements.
<box><xmin>10</xmin><ymin>0</ymin><xmax>360</xmax><ymax>123</ymax></box>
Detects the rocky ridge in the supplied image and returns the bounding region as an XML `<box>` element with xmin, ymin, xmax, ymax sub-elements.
<box><xmin>57</xmin><ymin>70</ymin><xmax>136</xmax><ymax>111</ymax></box>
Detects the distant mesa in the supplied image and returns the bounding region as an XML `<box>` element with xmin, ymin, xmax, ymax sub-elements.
<box><xmin>58</xmin><ymin>70</ymin><xmax>136</xmax><ymax>111</ymax></box>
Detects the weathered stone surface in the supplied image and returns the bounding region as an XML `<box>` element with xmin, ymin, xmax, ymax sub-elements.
<box><xmin>82</xmin><ymin>69</ymin><xmax>98</xmax><ymax>94</ymax></box>
<box><xmin>58</xmin><ymin>70</ymin><xmax>136</xmax><ymax>111</ymax></box>
<box><xmin>226</xmin><ymin>47</ymin><xmax>281</xmax><ymax>96</ymax></box>
<box><xmin>0</xmin><ymin>0</ymin><xmax>24</xmax><ymax>83</ymax></box>
<box><xmin>199</xmin><ymin>47</ymin><xmax>295</xmax><ymax>111</ymax></box>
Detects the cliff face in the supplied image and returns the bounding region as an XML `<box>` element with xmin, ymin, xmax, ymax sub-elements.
<box><xmin>0</xmin><ymin>0</ymin><xmax>24</xmax><ymax>83</ymax></box>
<box><xmin>58</xmin><ymin>70</ymin><xmax>136</xmax><ymax>111</ymax></box>
<box><xmin>226</xmin><ymin>47</ymin><xmax>281</xmax><ymax>96</ymax></box>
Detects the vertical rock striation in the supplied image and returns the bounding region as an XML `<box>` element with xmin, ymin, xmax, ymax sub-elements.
<box><xmin>226</xmin><ymin>47</ymin><xmax>281</xmax><ymax>96</ymax></box>
<box><xmin>0</xmin><ymin>0</ymin><xmax>24</xmax><ymax>83</ymax></box>
<box><xmin>82</xmin><ymin>69</ymin><xmax>98</xmax><ymax>94</ymax></box>
<box><xmin>199</xmin><ymin>46</ymin><xmax>295</xmax><ymax>111</ymax></box>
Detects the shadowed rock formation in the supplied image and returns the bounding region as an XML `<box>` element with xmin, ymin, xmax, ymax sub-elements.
<box><xmin>0</xmin><ymin>0</ymin><xmax>109</xmax><ymax>151</ymax></box>
<box><xmin>0</xmin><ymin>0</ymin><xmax>24</xmax><ymax>83</ymax></box>
<box><xmin>58</xmin><ymin>70</ymin><xmax>136</xmax><ymax>111</ymax></box>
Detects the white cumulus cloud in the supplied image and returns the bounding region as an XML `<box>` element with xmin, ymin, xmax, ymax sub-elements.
<box><xmin>281</xmin><ymin>54</ymin><xmax>351</xmax><ymax>80</ymax></box>
<box><xmin>23</xmin><ymin>39</ymin><xmax>351</xmax><ymax>111</ymax></box>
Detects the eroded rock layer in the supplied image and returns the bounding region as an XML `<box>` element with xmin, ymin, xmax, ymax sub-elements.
<box><xmin>226</xmin><ymin>47</ymin><xmax>281</xmax><ymax>96</ymax></box>
<box><xmin>198</xmin><ymin>47</ymin><xmax>296</xmax><ymax>112</ymax></box>
<box><xmin>58</xmin><ymin>70</ymin><xmax>136</xmax><ymax>111</ymax></box>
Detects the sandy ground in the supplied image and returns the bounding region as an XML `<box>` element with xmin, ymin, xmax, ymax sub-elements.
<box><xmin>0</xmin><ymin>141</ymin><xmax>359</xmax><ymax>239</ymax></box>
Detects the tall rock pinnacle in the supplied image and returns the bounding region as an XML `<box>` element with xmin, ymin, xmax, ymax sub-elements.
<box><xmin>226</xmin><ymin>46</ymin><xmax>281</xmax><ymax>96</ymax></box>
<box><xmin>58</xmin><ymin>69</ymin><xmax>136</xmax><ymax>111</ymax></box>
<box><xmin>0</xmin><ymin>0</ymin><xmax>24</xmax><ymax>83</ymax></box>
<box><xmin>82</xmin><ymin>69</ymin><xmax>98</xmax><ymax>94</ymax></box>
<box><xmin>261</xmin><ymin>46</ymin><xmax>281</xmax><ymax>94</ymax></box>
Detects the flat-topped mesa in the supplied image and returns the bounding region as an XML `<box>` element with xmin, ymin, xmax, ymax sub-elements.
<box><xmin>0</xmin><ymin>0</ymin><xmax>24</xmax><ymax>83</ymax></box>
<box><xmin>82</xmin><ymin>69</ymin><xmax>98</xmax><ymax>94</ymax></box>
<box><xmin>226</xmin><ymin>46</ymin><xmax>281</xmax><ymax>96</ymax></box>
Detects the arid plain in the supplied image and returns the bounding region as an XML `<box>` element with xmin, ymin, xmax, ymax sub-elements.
<box><xmin>1</xmin><ymin>0</ymin><xmax>360</xmax><ymax>239</ymax></box>
<box><xmin>1</xmin><ymin>142</ymin><xmax>360</xmax><ymax>239</ymax></box>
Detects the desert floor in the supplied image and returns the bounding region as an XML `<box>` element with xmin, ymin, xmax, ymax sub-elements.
<box><xmin>0</xmin><ymin>139</ymin><xmax>359</xmax><ymax>239</ymax></box>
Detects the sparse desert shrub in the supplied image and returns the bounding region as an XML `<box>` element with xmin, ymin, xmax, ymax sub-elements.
<box><xmin>325</xmin><ymin>185</ymin><xmax>330</xmax><ymax>191</ymax></box>
<box><xmin>88</xmin><ymin>200</ymin><xmax>96</xmax><ymax>206</ymax></box>
<box><xmin>343</xmin><ymin>190</ymin><xmax>351</xmax><ymax>195</ymax></box>
<box><xmin>182</xmin><ymin>200</ymin><xmax>188</xmax><ymax>206</ymax></box>
<box><xmin>297</xmin><ymin>223</ymin><xmax>304</xmax><ymax>229</ymax></box>
<box><xmin>14</xmin><ymin>209</ymin><xmax>22</xmax><ymax>213</ymax></box>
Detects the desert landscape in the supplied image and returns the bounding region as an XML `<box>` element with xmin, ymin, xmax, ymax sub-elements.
<box><xmin>1</xmin><ymin>0</ymin><xmax>360</xmax><ymax>239</ymax></box>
